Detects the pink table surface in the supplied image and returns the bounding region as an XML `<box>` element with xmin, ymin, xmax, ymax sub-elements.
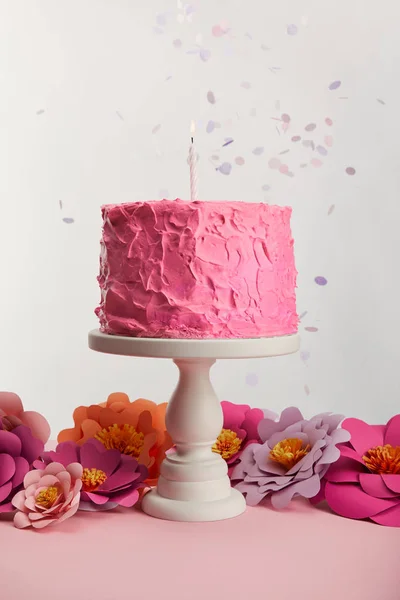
<box><xmin>1</xmin><ymin>499</ymin><xmax>399</xmax><ymax>600</ymax></box>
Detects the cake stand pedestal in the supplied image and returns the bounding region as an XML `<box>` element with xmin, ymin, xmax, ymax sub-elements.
<box><xmin>88</xmin><ymin>330</ymin><xmax>300</xmax><ymax>522</ymax></box>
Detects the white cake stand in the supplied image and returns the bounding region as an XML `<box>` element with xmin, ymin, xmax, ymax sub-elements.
<box><xmin>88</xmin><ymin>330</ymin><xmax>300</xmax><ymax>522</ymax></box>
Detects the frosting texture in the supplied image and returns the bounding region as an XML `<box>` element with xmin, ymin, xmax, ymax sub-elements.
<box><xmin>95</xmin><ymin>199</ymin><xmax>298</xmax><ymax>338</ymax></box>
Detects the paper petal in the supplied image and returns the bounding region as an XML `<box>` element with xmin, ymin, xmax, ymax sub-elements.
<box><xmin>383</xmin><ymin>414</ymin><xmax>400</xmax><ymax>447</ymax></box>
<box><xmin>11</xmin><ymin>456</ymin><xmax>29</xmax><ymax>488</ymax></box>
<box><xmin>0</xmin><ymin>430</ymin><xmax>21</xmax><ymax>457</ymax></box>
<box><xmin>79</xmin><ymin>500</ymin><xmax>118</xmax><ymax>511</ymax></box>
<box><xmin>19</xmin><ymin>411</ymin><xmax>51</xmax><ymax>444</ymax></box>
<box><xmin>0</xmin><ymin>481</ymin><xmax>12</xmax><ymax>503</ymax></box>
<box><xmin>325</xmin><ymin>482</ymin><xmax>398</xmax><ymax>519</ymax></box>
<box><xmin>0</xmin><ymin>454</ymin><xmax>15</xmax><ymax>487</ymax></box>
<box><xmin>359</xmin><ymin>473</ymin><xmax>399</xmax><ymax>499</ymax></box>
<box><xmin>270</xmin><ymin>474</ymin><xmax>321</xmax><ymax>509</ymax></box>
<box><xmin>371</xmin><ymin>504</ymin><xmax>400</xmax><ymax>527</ymax></box>
<box><xmin>324</xmin><ymin>456</ymin><xmax>364</xmax><ymax>482</ymax></box>
<box><xmin>342</xmin><ymin>418</ymin><xmax>383</xmax><ymax>456</ymax></box>
<box><xmin>0</xmin><ymin>392</ymin><xmax>24</xmax><ymax>415</ymax></box>
<box><xmin>14</xmin><ymin>511</ymin><xmax>31</xmax><ymax>528</ymax></box>
<box><xmin>382</xmin><ymin>474</ymin><xmax>400</xmax><ymax>494</ymax></box>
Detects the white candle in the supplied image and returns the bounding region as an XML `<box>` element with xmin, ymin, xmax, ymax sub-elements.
<box><xmin>189</xmin><ymin>120</ymin><xmax>197</xmax><ymax>201</ymax></box>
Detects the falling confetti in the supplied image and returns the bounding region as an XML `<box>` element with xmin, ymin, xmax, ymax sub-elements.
<box><xmin>291</xmin><ymin>135</ymin><xmax>301</xmax><ymax>142</ymax></box>
<box><xmin>115</xmin><ymin>111</ymin><xmax>124</xmax><ymax>121</ymax></box>
<box><xmin>299</xmin><ymin>311</ymin><xmax>308</xmax><ymax>320</ymax></box>
<box><xmin>279</xmin><ymin>149</ymin><xmax>290</xmax><ymax>155</ymax></box>
<box><xmin>324</xmin><ymin>135</ymin><xmax>333</xmax><ymax>147</ymax></box>
<box><xmin>262</xmin><ymin>184</ymin><xmax>270</xmax><ymax>191</ymax></box>
<box><xmin>245</xmin><ymin>373</ymin><xmax>259</xmax><ymax>387</ymax></box>
<box><xmin>304</xmin><ymin>384</ymin><xmax>310</xmax><ymax>396</ymax></box>
<box><xmin>377</xmin><ymin>98</ymin><xmax>386</xmax><ymax>105</ymax></box>
<box><xmin>279</xmin><ymin>164</ymin><xmax>289</xmax><ymax>174</ymax></box>
<box><xmin>311</xmin><ymin>158</ymin><xmax>322</xmax><ymax>168</ymax></box>
<box><xmin>207</xmin><ymin>91</ymin><xmax>216</xmax><ymax>104</ymax></box>
<box><xmin>268</xmin><ymin>158</ymin><xmax>281</xmax><ymax>169</ymax></box>
<box><xmin>305</xmin><ymin>123</ymin><xmax>316</xmax><ymax>132</ymax></box>
<box><xmin>152</xmin><ymin>124</ymin><xmax>161</xmax><ymax>134</ymax></box>
<box><xmin>316</xmin><ymin>145</ymin><xmax>328</xmax><ymax>156</ymax></box>
<box><xmin>200</xmin><ymin>48</ymin><xmax>211</xmax><ymax>62</ymax></box>
<box><xmin>346</xmin><ymin>167</ymin><xmax>356</xmax><ymax>175</ymax></box>
<box><xmin>62</xmin><ymin>217</ymin><xmax>74</xmax><ymax>224</ymax></box>
<box><xmin>36</xmin><ymin>109</ymin><xmax>45</xmax><ymax>115</ymax></box>
<box><xmin>212</xmin><ymin>24</ymin><xmax>226</xmax><ymax>37</ymax></box>
<box><xmin>314</xmin><ymin>276</ymin><xmax>328</xmax><ymax>286</ymax></box>
<box><xmin>206</xmin><ymin>120</ymin><xmax>215</xmax><ymax>133</ymax></box>
<box><xmin>305</xmin><ymin>326</ymin><xmax>319</xmax><ymax>333</ymax></box>
<box><xmin>287</xmin><ymin>24</ymin><xmax>298</xmax><ymax>35</ymax></box>
<box><xmin>211</xmin><ymin>154</ymin><xmax>219</xmax><ymax>161</ymax></box>
<box><xmin>156</xmin><ymin>13</ymin><xmax>167</xmax><ymax>26</ymax></box>
<box><xmin>59</xmin><ymin>200</ymin><xmax>63</xmax><ymax>210</ymax></box>
<box><xmin>328</xmin><ymin>204</ymin><xmax>335</xmax><ymax>215</ymax></box>
<box><xmin>252</xmin><ymin>147</ymin><xmax>264</xmax><ymax>156</ymax></box>
<box><xmin>173</xmin><ymin>38</ymin><xmax>182</xmax><ymax>48</ymax></box>
<box><xmin>235</xmin><ymin>156</ymin><xmax>245</xmax><ymax>166</ymax></box>
<box><xmin>329</xmin><ymin>80</ymin><xmax>341</xmax><ymax>90</ymax></box>
<box><xmin>281</xmin><ymin>113</ymin><xmax>291</xmax><ymax>123</ymax></box>
<box><xmin>218</xmin><ymin>162</ymin><xmax>232</xmax><ymax>175</ymax></box>
<box><xmin>222</xmin><ymin>138</ymin><xmax>234</xmax><ymax>147</ymax></box>
<box><xmin>325</xmin><ymin>117</ymin><xmax>333</xmax><ymax>126</ymax></box>
<box><xmin>241</xmin><ymin>81</ymin><xmax>251</xmax><ymax>89</ymax></box>
<box><xmin>300</xmin><ymin>350</ymin><xmax>310</xmax><ymax>362</ymax></box>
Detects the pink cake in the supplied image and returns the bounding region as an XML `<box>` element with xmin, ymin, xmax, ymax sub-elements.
<box><xmin>95</xmin><ymin>199</ymin><xmax>298</xmax><ymax>339</ymax></box>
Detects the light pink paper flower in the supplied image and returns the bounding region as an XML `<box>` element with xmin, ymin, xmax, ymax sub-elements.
<box><xmin>12</xmin><ymin>462</ymin><xmax>82</xmax><ymax>529</ymax></box>
<box><xmin>0</xmin><ymin>392</ymin><xmax>50</xmax><ymax>444</ymax></box>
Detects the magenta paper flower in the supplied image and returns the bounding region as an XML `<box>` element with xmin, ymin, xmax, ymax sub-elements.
<box><xmin>212</xmin><ymin>401</ymin><xmax>275</xmax><ymax>476</ymax></box>
<box><xmin>231</xmin><ymin>407</ymin><xmax>350</xmax><ymax>508</ymax></box>
<box><xmin>312</xmin><ymin>415</ymin><xmax>400</xmax><ymax>527</ymax></box>
<box><xmin>12</xmin><ymin>462</ymin><xmax>82</xmax><ymax>529</ymax></box>
<box><xmin>0</xmin><ymin>391</ymin><xmax>50</xmax><ymax>444</ymax></box>
<box><xmin>0</xmin><ymin>425</ymin><xmax>44</xmax><ymax>513</ymax></box>
<box><xmin>37</xmin><ymin>438</ymin><xmax>148</xmax><ymax>510</ymax></box>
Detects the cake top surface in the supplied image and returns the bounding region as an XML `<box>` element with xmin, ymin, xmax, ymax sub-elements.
<box><xmin>101</xmin><ymin>199</ymin><xmax>291</xmax><ymax>212</ymax></box>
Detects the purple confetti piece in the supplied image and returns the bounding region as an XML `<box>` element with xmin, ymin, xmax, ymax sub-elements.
<box><xmin>328</xmin><ymin>204</ymin><xmax>335</xmax><ymax>215</ymax></box>
<box><xmin>200</xmin><ymin>48</ymin><xmax>211</xmax><ymax>62</ymax></box>
<box><xmin>222</xmin><ymin>138</ymin><xmax>234</xmax><ymax>147</ymax></box>
<box><xmin>291</xmin><ymin>135</ymin><xmax>301</xmax><ymax>142</ymax></box>
<box><xmin>300</xmin><ymin>350</ymin><xmax>310</xmax><ymax>362</ymax></box>
<box><xmin>304</xmin><ymin>384</ymin><xmax>310</xmax><ymax>396</ymax></box>
<box><xmin>316</xmin><ymin>145</ymin><xmax>327</xmax><ymax>156</ymax></box>
<box><xmin>268</xmin><ymin>157</ymin><xmax>281</xmax><ymax>169</ymax></box>
<box><xmin>173</xmin><ymin>38</ymin><xmax>182</xmax><ymax>48</ymax></box>
<box><xmin>218</xmin><ymin>162</ymin><xmax>232</xmax><ymax>175</ymax></box>
<box><xmin>329</xmin><ymin>80</ymin><xmax>341</xmax><ymax>90</ymax></box>
<box><xmin>241</xmin><ymin>81</ymin><xmax>251</xmax><ymax>89</ymax></box>
<box><xmin>315</xmin><ymin>276</ymin><xmax>328</xmax><ymax>286</ymax></box>
<box><xmin>305</xmin><ymin>326</ymin><xmax>319</xmax><ymax>333</ymax></box>
<box><xmin>235</xmin><ymin>156</ymin><xmax>245</xmax><ymax>166</ymax></box>
<box><xmin>346</xmin><ymin>167</ymin><xmax>356</xmax><ymax>175</ymax></box>
<box><xmin>211</xmin><ymin>154</ymin><xmax>219</xmax><ymax>161</ymax></box>
<box><xmin>305</xmin><ymin>123</ymin><xmax>316</xmax><ymax>132</ymax></box>
<box><xmin>377</xmin><ymin>98</ymin><xmax>386</xmax><ymax>105</ymax></box>
<box><xmin>281</xmin><ymin>113</ymin><xmax>291</xmax><ymax>123</ymax></box>
<box><xmin>252</xmin><ymin>147</ymin><xmax>264</xmax><ymax>156</ymax></box>
<box><xmin>299</xmin><ymin>311</ymin><xmax>308</xmax><ymax>320</ymax></box>
<box><xmin>262</xmin><ymin>184</ymin><xmax>270</xmax><ymax>191</ymax></box>
<box><xmin>287</xmin><ymin>24</ymin><xmax>298</xmax><ymax>35</ymax></box>
<box><xmin>207</xmin><ymin>90</ymin><xmax>216</xmax><ymax>104</ymax></box>
<box><xmin>206</xmin><ymin>120</ymin><xmax>215</xmax><ymax>133</ymax></box>
<box><xmin>245</xmin><ymin>373</ymin><xmax>258</xmax><ymax>386</ymax></box>
<box><xmin>62</xmin><ymin>217</ymin><xmax>74</xmax><ymax>224</ymax></box>
<box><xmin>36</xmin><ymin>109</ymin><xmax>45</xmax><ymax>115</ymax></box>
<box><xmin>325</xmin><ymin>117</ymin><xmax>333</xmax><ymax>126</ymax></box>
<box><xmin>152</xmin><ymin>124</ymin><xmax>161</xmax><ymax>134</ymax></box>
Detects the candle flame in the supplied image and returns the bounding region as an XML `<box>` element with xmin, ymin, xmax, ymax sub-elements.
<box><xmin>190</xmin><ymin>120</ymin><xmax>196</xmax><ymax>136</ymax></box>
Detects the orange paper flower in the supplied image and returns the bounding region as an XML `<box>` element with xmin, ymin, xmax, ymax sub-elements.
<box><xmin>57</xmin><ymin>393</ymin><xmax>172</xmax><ymax>486</ymax></box>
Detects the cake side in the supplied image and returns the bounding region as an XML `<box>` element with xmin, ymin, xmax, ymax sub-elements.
<box><xmin>95</xmin><ymin>199</ymin><xmax>298</xmax><ymax>339</ymax></box>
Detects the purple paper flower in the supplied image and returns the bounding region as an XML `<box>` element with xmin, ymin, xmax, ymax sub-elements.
<box><xmin>36</xmin><ymin>439</ymin><xmax>148</xmax><ymax>511</ymax></box>
<box><xmin>231</xmin><ymin>407</ymin><xmax>350</xmax><ymax>509</ymax></box>
<box><xmin>0</xmin><ymin>423</ymin><xmax>44</xmax><ymax>513</ymax></box>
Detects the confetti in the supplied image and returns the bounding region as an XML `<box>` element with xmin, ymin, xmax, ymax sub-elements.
<box><xmin>299</xmin><ymin>311</ymin><xmax>308</xmax><ymax>320</ymax></box>
<box><xmin>235</xmin><ymin>156</ymin><xmax>245</xmax><ymax>166</ymax></box>
<box><xmin>302</xmin><ymin>140</ymin><xmax>315</xmax><ymax>150</ymax></box>
<box><xmin>211</xmin><ymin>155</ymin><xmax>219</xmax><ymax>161</ymax></box>
<box><xmin>212</xmin><ymin>24</ymin><xmax>226</xmax><ymax>37</ymax></box>
<box><xmin>377</xmin><ymin>98</ymin><xmax>386</xmax><ymax>105</ymax></box>
<box><xmin>262</xmin><ymin>184</ymin><xmax>270</xmax><ymax>191</ymax></box>
<box><xmin>304</xmin><ymin>384</ymin><xmax>310</xmax><ymax>396</ymax></box>
<box><xmin>324</xmin><ymin>135</ymin><xmax>333</xmax><ymax>147</ymax></box>
<box><xmin>281</xmin><ymin>113</ymin><xmax>291</xmax><ymax>123</ymax></box>
<box><xmin>268</xmin><ymin>157</ymin><xmax>281</xmax><ymax>169</ymax></box>
<box><xmin>328</xmin><ymin>204</ymin><xmax>335</xmax><ymax>215</ymax></box>
<box><xmin>346</xmin><ymin>167</ymin><xmax>356</xmax><ymax>175</ymax></box>
<box><xmin>36</xmin><ymin>109</ymin><xmax>45</xmax><ymax>115</ymax></box>
<box><xmin>200</xmin><ymin>48</ymin><xmax>211</xmax><ymax>62</ymax></box>
<box><xmin>300</xmin><ymin>350</ymin><xmax>310</xmax><ymax>362</ymax></box>
<box><xmin>241</xmin><ymin>81</ymin><xmax>251</xmax><ymax>89</ymax></box>
<box><xmin>245</xmin><ymin>373</ymin><xmax>258</xmax><ymax>387</ymax></box>
<box><xmin>252</xmin><ymin>147</ymin><xmax>264</xmax><ymax>156</ymax></box>
<box><xmin>325</xmin><ymin>117</ymin><xmax>333</xmax><ymax>126</ymax></box>
<box><xmin>62</xmin><ymin>217</ymin><xmax>74</xmax><ymax>224</ymax></box>
<box><xmin>222</xmin><ymin>138</ymin><xmax>234</xmax><ymax>147</ymax></box>
<box><xmin>279</xmin><ymin>164</ymin><xmax>289</xmax><ymax>174</ymax></box>
<box><xmin>287</xmin><ymin>24</ymin><xmax>298</xmax><ymax>35</ymax></box>
<box><xmin>261</xmin><ymin>44</ymin><xmax>271</xmax><ymax>51</ymax></box>
<box><xmin>291</xmin><ymin>135</ymin><xmax>301</xmax><ymax>142</ymax></box>
<box><xmin>305</xmin><ymin>123</ymin><xmax>316</xmax><ymax>132</ymax></box>
<box><xmin>314</xmin><ymin>276</ymin><xmax>328</xmax><ymax>286</ymax></box>
<box><xmin>173</xmin><ymin>38</ymin><xmax>182</xmax><ymax>48</ymax></box>
<box><xmin>218</xmin><ymin>162</ymin><xmax>232</xmax><ymax>175</ymax></box>
<box><xmin>311</xmin><ymin>158</ymin><xmax>322</xmax><ymax>168</ymax></box>
<box><xmin>305</xmin><ymin>326</ymin><xmax>318</xmax><ymax>333</ymax></box>
<box><xmin>206</xmin><ymin>120</ymin><xmax>215</xmax><ymax>133</ymax></box>
<box><xmin>59</xmin><ymin>200</ymin><xmax>63</xmax><ymax>210</ymax></box>
<box><xmin>152</xmin><ymin>124</ymin><xmax>161</xmax><ymax>134</ymax></box>
<box><xmin>316</xmin><ymin>145</ymin><xmax>327</xmax><ymax>156</ymax></box>
<box><xmin>156</xmin><ymin>13</ymin><xmax>167</xmax><ymax>26</ymax></box>
<box><xmin>329</xmin><ymin>80</ymin><xmax>341</xmax><ymax>90</ymax></box>
<box><xmin>207</xmin><ymin>91</ymin><xmax>216</xmax><ymax>104</ymax></box>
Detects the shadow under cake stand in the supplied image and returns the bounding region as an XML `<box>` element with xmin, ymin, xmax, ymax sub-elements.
<box><xmin>88</xmin><ymin>330</ymin><xmax>300</xmax><ymax>522</ymax></box>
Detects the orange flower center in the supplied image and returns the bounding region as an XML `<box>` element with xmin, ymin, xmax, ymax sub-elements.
<box><xmin>81</xmin><ymin>468</ymin><xmax>107</xmax><ymax>492</ymax></box>
<box><xmin>269</xmin><ymin>438</ymin><xmax>311</xmax><ymax>470</ymax></box>
<box><xmin>212</xmin><ymin>429</ymin><xmax>242</xmax><ymax>460</ymax></box>
<box><xmin>95</xmin><ymin>423</ymin><xmax>145</xmax><ymax>458</ymax></box>
<box><xmin>36</xmin><ymin>486</ymin><xmax>59</xmax><ymax>508</ymax></box>
<box><xmin>363</xmin><ymin>444</ymin><xmax>400</xmax><ymax>474</ymax></box>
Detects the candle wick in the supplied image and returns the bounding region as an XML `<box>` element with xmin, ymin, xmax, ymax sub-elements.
<box><xmin>191</xmin><ymin>137</ymin><xmax>194</xmax><ymax>144</ymax></box>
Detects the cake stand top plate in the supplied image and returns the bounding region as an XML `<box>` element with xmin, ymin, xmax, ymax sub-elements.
<box><xmin>88</xmin><ymin>330</ymin><xmax>300</xmax><ymax>360</ymax></box>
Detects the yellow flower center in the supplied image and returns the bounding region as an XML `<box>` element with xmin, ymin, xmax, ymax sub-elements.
<box><xmin>95</xmin><ymin>423</ymin><xmax>145</xmax><ymax>458</ymax></box>
<box><xmin>363</xmin><ymin>444</ymin><xmax>400</xmax><ymax>474</ymax></box>
<box><xmin>212</xmin><ymin>429</ymin><xmax>242</xmax><ymax>460</ymax></box>
<box><xmin>269</xmin><ymin>438</ymin><xmax>311</xmax><ymax>470</ymax></box>
<box><xmin>81</xmin><ymin>468</ymin><xmax>107</xmax><ymax>492</ymax></box>
<box><xmin>36</xmin><ymin>486</ymin><xmax>59</xmax><ymax>508</ymax></box>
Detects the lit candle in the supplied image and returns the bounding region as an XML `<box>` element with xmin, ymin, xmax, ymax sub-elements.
<box><xmin>189</xmin><ymin>120</ymin><xmax>197</xmax><ymax>201</ymax></box>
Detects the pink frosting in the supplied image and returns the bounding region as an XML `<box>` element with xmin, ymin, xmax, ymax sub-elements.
<box><xmin>95</xmin><ymin>199</ymin><xmax>298</xmax><ymax>339</ymax></box>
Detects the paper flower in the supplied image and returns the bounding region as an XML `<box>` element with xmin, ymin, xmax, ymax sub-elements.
<box><xmin>313</xmin><ymin>415</ymin><xmax>400</xmax><ymax>526</ymax></box>
<box><xmin>57</xmin><ymin>393</ymin><xmax>173</xmax><ymax>485</ymax></box>
<box><xmin>0</xmin><ymin>425</ymin><xmax>44</xmax><ymax>513</ymax></box>
<box><xmin>38</xmin><ymin>438</ymin><xmax>148</xmax><ymax>510</ymax></box>
<box><xmin>0</xmin><ymin>392</ymin><xmax>50</xmax><ymax>443</ymax></box>
<box><xmin>12</xmin><ymin>462</ymin><xmax>82</xmax><ymax>529</ymax></box>
<box><xmin>231</xmin><ymin>407</ymin><xmax>350</xmax><ymax>508</ymax></box>
<box><xmin>212</xmin><ymin>402</ymin><xmax>274</xmax><ymax>475</ymax></box>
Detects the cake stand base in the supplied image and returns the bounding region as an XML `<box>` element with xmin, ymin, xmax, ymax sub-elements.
<box><xmin>89</xmin><ymin>330</ymin><xmax>300</xmax><ymax>522</ymax></box>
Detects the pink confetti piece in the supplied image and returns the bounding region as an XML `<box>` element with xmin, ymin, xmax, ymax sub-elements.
<box><xmin>305</xmin><ymin>326</ymin><xmax>318</xmax><ymax>333</ymax></box>
<box><xmin>315</xmin><ymin>276</ymin><xmax>328</xmax><ymax>286</ymax></box>
<box><xmin>235</xmin><ymin>156</ymin><xmax>245</xmax><ymax>166</ymax></box>
<box><xmin>63</xmin><ymin>217</ymin><xmax>74</xmax><ymax>224</ymax></box>
<box><xmin>325</xmin><ymin>117</ymin><xmax>333</xmax><ymax>126</ymax></box>
<box><xmin>241</xmin><ymin>81</ymin><xmax>251</xmax><ymax>89</ymax></box>
<box><xmin>218</xmin><ymin>162</ymin><xmax>232</xmax><ymax>175</ymax></box>
<box><xmin>279</xmin><ymin>164</ymin><xmax>289</xmax><ymax>174</ymax></box>
<box><xmin>206</xmin><ymin>120</ymin><xmax>215</xmax><ymax>133</ymax></box>
<box><xmin>305</xmin><ymin>123</ymin><xmax>316</xmax><ymax>132</ymax></box>
<box><xmin>324</xmin><ymin>135</ymin><xmax>333</xmax><ymax>147</ymax></box>
<box><xmin>245</xmin><ymin>373</ymin><xmax>258</xmax><ymax>386</ymax></box>
<box><xmin>304</xmin><ymin>384</ymin><xmax>310</xmax><ymax>396</ymax></box>
<box><xmin>173</xmin><ymin>38</ymin><xmax>182</xmax><ymax>48</ymax></box>
<box><xmin>36</xmin><ymin>109</ymin><xmax>45</xmax><ymax>115</ymax></box>
<box><xmin>281</xmin><ymin>113</ymin><xmax>291</xmax><ymax>123</ymax></box>
<box><xmin>152</xmin><ymin>124</ymin><xmax>161</xmax><ymax>134</ymax></box>
<box><xmin>377</xmin><ymin>98</ymin><xmax>386</xmax><ymax>105</ymax></box>
<box><xmin>252</xmin><ymin>147</ymin><xmax>264</xmax><ymax>156</ymax></box>
<box><xmin>346</xmin><ymin>166</ymin><xmax>356</xmax><ymax>175</ymax></box>
<box><xmin>268</xmin><ymin>157</ymin><xmax>281</xmax><ymax>169</ymax></box>
<box><xmin>316</xmin><ymin>145</ymin><xmax>327</xmax><ymax>156</ymax></box>
<box><xmin>328</xmin><ymin>204</ymin><xmax>335</xmax><ymax>215</ymax></box>
<box><xmin>207</xmin><ymin>90</ymin><xmax>216</xmax><ymax>104</ymax></box>
<box><xmin>329</xmin><ymin>80</ymin><xmax>341</xmax><ymax>90</ymax></box>
<box><xmin>291</xmin><ymin>135</ymin><xmax>301</xmax><ymax>142</ymax></box>
<box><xmin>212</xmin><ymin>24</ymin><xmax>226</xmax><ymax>37</ymax></box>
<box><xmin>262</xmin><ymin>184</ymin><xmax>270</xmax><ymax>191</ymax></box>
<box><xmin>311</xmin><ymin>158</ymin><xmax>322</xmax><ymax>168</ymax></box>
<box><xmin>287</xmin><ymin>24</ymin><xmax>298</xmax><ymax>35</ymax></box>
